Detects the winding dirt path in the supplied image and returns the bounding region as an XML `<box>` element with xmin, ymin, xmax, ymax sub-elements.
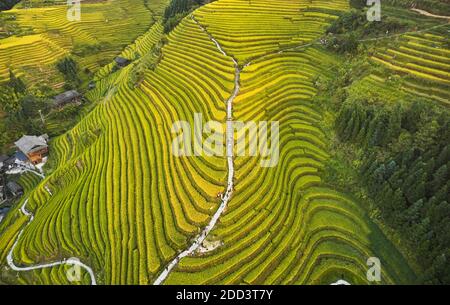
<box><xmin>5</xmin><ymin>173</ymin><xmax>96</xmax><ymax>284</ymax></box>
<box><xmin>153</xmin><ymin>12</ymin><xmax>326</xmax><ymax>286</ymax></box>
<box><xmin>411</xmin><ymin>8</ymin><xmax>450</xmax><ymax>20</ymax></box>
<box><xmin>153</xmin><ymin>15</ymin><xmax>239</xmax><ymax>285</ymax></box>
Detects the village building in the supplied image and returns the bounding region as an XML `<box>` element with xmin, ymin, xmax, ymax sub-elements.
<box><xmin>53</xmin><ymin>90</ymin><xmax>82</xmax><ymax>108</ymax></box>
<box><xmin>3</xmin><ymin>156</ymin><xmax>17</xmax><ymax>170</ymax></box>
<box><xmin>115</xmin><ymin>56</ymin><xmax>131</xmax><ymax>68</ymax></box>
<box><xmin>2</xmin><ymin>152</ymin><xmax>28</xmax><ymax>170</ymax></box>
<box><xmin>14</xmin><ymin>134</ymin><xmax>49</xmax><ymax>165</ymax></box>
<box><xmin>0</xmin><ymin>155</ymin><xmax>7</xmax><ymax>169</ymax></box>
<box><xmin>0</xmin><ymin>206</ymin><xmax>9</xmax><ymax>224</ymax></box>
<box><xmin>0</xmin><ymin>186</ymin><xmax>5</xmax><ymax>202</ymax></box>
<box><xmin>13</xmin><ymin>151</ymin><xmax>28</xmax><ymax>162</ymax></box>
<box><xmin>6</xmin><ymin>181</ymin><xmax>23</xmax><ymax>197</ymax></box>
<box><xmin>0</xmin><ymin>164</ymin><xmax>6</xmax><ymax>202</ymax></box>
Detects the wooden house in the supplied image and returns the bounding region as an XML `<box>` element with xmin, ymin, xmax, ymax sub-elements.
<box><xmin>53</xmin><ymin>90</ymin><xmax>82</xmax><ymax>108</ymax></box>
<box><xmin>14</xmin><ymin>135</ymin><xmax>49</xmax><ymax>164</ymax></box>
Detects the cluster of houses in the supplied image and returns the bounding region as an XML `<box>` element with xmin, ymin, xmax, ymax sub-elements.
<box><xmin>0</xmin><ymin>82</ymin><xmax>86</xmax><ymax>203</ymax></box>
<box><xmin>2</xmin><ymin>56</ymin><xmax>131</xmax><ymax>218</ymax></box>
<box><xmin>0</xmin><ymin>158</ymin><xmax>23</xmax><ymax>213</ymax></box>
<box><xmin>0</xmin><ymin>134</ymin><xmax>49</xmax><ymax>204</ymax></box>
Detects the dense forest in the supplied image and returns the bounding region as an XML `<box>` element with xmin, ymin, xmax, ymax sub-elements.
<box><xmin>320</xmin><ymin>1</ymin><xmax>450</xmax><ymax>284</ymax></box>
<box><xmin>335</xmin><ymin>94</ymin><xmax>450</xmax><ymax>284</ymax></box>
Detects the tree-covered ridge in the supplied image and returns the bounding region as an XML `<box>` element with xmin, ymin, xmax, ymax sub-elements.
<box><xmin>318</xmin><ymin>1</ymin><xmax>450</xmax><ymax>284</ymax></box>
<box><xmin>332</xmin><ymin>89</ymin><xmax>450</xmax><ymax>284</ymax></box>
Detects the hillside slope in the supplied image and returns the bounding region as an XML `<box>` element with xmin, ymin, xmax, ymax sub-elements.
<box><xmin>0</xmin><ymin>0</ymin><xmax>419</xmax><ymax>284</ymax></box>
<box><xmin>0</xmin><ymin>0</ymin><xmax>165</xmax><ymax>89</ymax></box>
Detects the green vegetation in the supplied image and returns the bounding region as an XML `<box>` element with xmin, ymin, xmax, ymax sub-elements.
<box><xmin>1</xmin><ymin>0</ymin><xmax>230</xmax><ymax>284</ymax></box>
<box><xmin>0</xmin><ymin>0</ymin><xmax>448</xmax><ymax>285</ymax></box>
<box><xmin>331</xmin><ymin>91</ymin><xmax>450</xmax><ymax>283</ymax></box>
<box><xmin>164</xmin><ymin>0</ymin><xmax>415</xmax><ymax>285</ymax></box>
<box><xmin>162</xmin><ymin>0</ymin><xmax>212</xmax><ymax>33</ymax></box>
<box><xmin>324</xmin><ymin>8</ymin><xmax>411</xmax><ymax>54</ymax></box>
<box><xmin>0</xmin><ymin>0</ymin><xmax>157</xmax><ymax>88</ymax></box>
<box><xmin>56</xmin><ymin>57</ymin><xmax>80</xmax><ymax>89</ymax></box>
<box><xmin>315</xmin><ymin>2</ymin><xmax>450</xmax><ymax>284</ymax></box>
<box><xmin>384</xmin><ymin>0</ymin><xmax>450</xmax><ymax>15</ymax></box>
<box><xmin>0</xmin><ymin>70</ymin><xmax>48</xmax><ymax>152</ymax></box>
<box><xmin>0</xmin><ymin>0</ymin><xmax>167</xmax><ymax>151</ymax></box>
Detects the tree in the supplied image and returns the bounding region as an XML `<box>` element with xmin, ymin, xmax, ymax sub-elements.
<box><xmin>388</xmin><ymin>104</ymin><xmax>402</xmax><ymax>140</ymax></box>
<box><xmin>421</xmin><ymin>253</ymin><xmax>447</xmax><ymax>284</ymax></box>
<box><xmin>402</xmin><ymin>100</ymin><xmax>424</xmax><ymax>133</ymax></box>
<box><xmin>0</xmin><ymin>86</ymin><xmax>21</xmax><ymax>114</ymax></box>
<box><xmin>405</xmin><ymin>199</ymin><xmax>424</xmax><ymax>225</ymax></box>
<box><xmin>56</xmin><ymin>57</ymin><xmax>80</xmax><ymax>86</ymax></box>
<box><xmin>8</xmin><ymin>69</ymin><xmax>26</xmax><ymax>93</ymax></box>
<box><xmin>436</xmin><ymin>145</ymin><xmax>450</xmax><ymax>168</ymax></box>
<box><xmin>373</xmin><ymin>164</ymin><xmax>387</xmax><ymax>183</ymax></box>
<box><xmin>431</xmin><ymin>164</ymin><xmax>448</xmax><ymax>194</ymax></box>
<box><xmin>163</xmin><ymin>0</ymin><xmax>207</xmax><ymax>33</ymax></box>
<box><xmin>349</xmin><ymin>0</ymin><xmax>366</xmax><ymax>9</ymax></box>
<box><xmin>385</xmin><ymin>160</ymin><xmax>397</xmax><ymax>179</ymax></box>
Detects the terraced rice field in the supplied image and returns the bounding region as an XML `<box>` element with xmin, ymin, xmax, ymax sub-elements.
<box><xmin>194</xmin><ymin>0</ymin><xmax>348</xmax><ymax>63</ymax></box>
<box><xmin>0</xmin><ymin>34</ymin><xmax>68</xmax><ymax>86</ymax></box>
<box><xmin>0</xmin><ymin>0</ymin><xmax>417</xmax><ymax>284</ymax></box>
<box><xmin>370</xmin><ymin>12</ymin><xmax>450</xmax><ymax>105</ymax></box>
<box><xmin>0</xmin><ymin>172</ymin><xmax>41</xmax><ymax>262</ymax></box>
<box><xmin>164</xmin><ymin>2</ymin><xmax>414</xmax><ymax>281</ymax></box>
<box><xmin>94</xmin><ymin>20</ymin><xmax>165</xmax><ymax>81</ymax></box>
<box><xmin>0</xmin><ymin>0</ymin><xmax>164</xmax><ymax>88</ymax></box>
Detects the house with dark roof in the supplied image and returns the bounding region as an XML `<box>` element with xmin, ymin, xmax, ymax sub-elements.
<box><xmin>7</xmin><ymin>181</ymin><xmax>23</xmax><ymax>197</ymax></box>
<box><xmin>53</xmin><ymin>90</ymin><xmax>82</xmax><ymax>108</ymax></box>
<box><xmin>3</xmin><ymin>156</ymin><xmax>17</xmax><ymax>169</ymax></box>
<box><xmin>13</xmin><ymin>151</ymin><xmax>29</xmax><ymax>163</ymax></box>
<box><xmin>0</xmin><ymin>155</ymin><xmax>7</xmax><ymax>169</ymax></box>
<box><xmin>0</xmin><ymin>207</ymin><xmax>10</xmax><ymax>224</ymax></box>
<box><xmin>0</xmin><ymin>162</ymin><xmax>5</xmax><ymax>201</ymax></box>
<box><xmin>14</xmin><ymin>135</ymin><xmax>49</xmax><ymax>164</ymax></box>
<box><xmin>115</xmin><ymin>56</ymin><xmax>131</xmax><ymax>68</ymax></box>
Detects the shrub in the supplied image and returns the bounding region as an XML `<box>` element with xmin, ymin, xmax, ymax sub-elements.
<box><xmin>56</xmin><ymin>57</ymin><xmax>80</xmax><ymax>86</ymax></box>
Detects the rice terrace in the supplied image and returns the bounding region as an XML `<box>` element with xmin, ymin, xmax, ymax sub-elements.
<box><xmin>0</xmin><ymin>0</ymin><xmax>448</xmax><ymax>288</ymax></box>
